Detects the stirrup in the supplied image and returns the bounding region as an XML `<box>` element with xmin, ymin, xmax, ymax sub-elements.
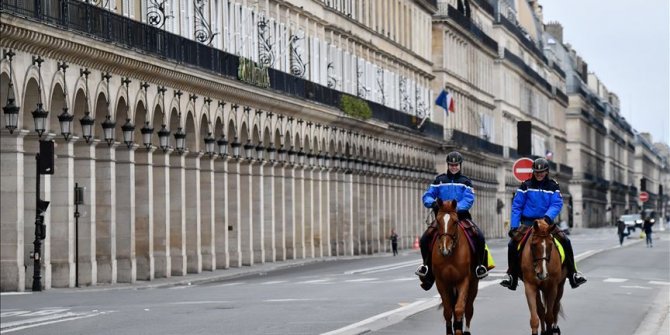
<box><xmin>415</xmin><ymin>264</ymin><xmax>429</xmax><ymax>277</ymax></box>
<box><xmin>475</xmin><ymin>265</ymin><xmax>488</xmax><ymax>279</ymax></box>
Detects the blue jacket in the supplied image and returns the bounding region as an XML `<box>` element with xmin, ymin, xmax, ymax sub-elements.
<box><xmin>510</xmin><ymin>177</ymin><xmax>563</xmax><ymax>228</ymax></box>
<box><xmin>422</xmin><ymin>172</ymin><xmax>475</xmax><ymax>212</ymax></box>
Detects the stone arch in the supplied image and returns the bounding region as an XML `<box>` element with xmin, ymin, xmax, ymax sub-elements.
<box><xmin>114</xmin><ymin>96</ymin><xmax>129</xmax><ymax>144</ymax></box>
<box><xmin>184</xmin><ymin>111</ymin><xmax>197</xmax><ymax>153</ymax></box>
<box><xmin>133</xmin><ymin>100</ymin><xmax>148</xmax><ymax>147</ymax></box>
<box><xmin>48</xmin><ymin>82</ymin><xmax>65</xmax><ymax>137</ymax></box>
<box><xmin>21</xmin><ymin>77</ymin><xmax>41</xmax><ymax>135</ymax></box>
<box><xmin>150</xmin><ymin>103</ymin><xmax>164</xmax><ymax>148</ymax></box>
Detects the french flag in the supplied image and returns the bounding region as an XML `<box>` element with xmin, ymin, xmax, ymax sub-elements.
<box><xmin>435</xmin><ymin>89</ymin><xmax>455</xmax><ymax>115</ymax></box>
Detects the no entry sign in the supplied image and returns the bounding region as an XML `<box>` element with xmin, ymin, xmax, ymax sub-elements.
<box><xmin>639</xmin><ymin>191</ymin><xmax>649</xmax><ymax>202</ymax></box>
<box><xmin>513</xmin><ymin>158</ymin><xmax>534</xmax><ymax>183</ymax></box>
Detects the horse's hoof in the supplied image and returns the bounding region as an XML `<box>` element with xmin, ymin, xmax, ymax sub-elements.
<box><xmin>552</xmin><ymin>326</ymin><xmax>561</xmax><ymax>334</ymax></box>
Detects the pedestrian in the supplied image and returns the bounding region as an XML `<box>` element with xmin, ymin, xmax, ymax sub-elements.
<box><xmin>415</xmin><ymin>151</ymin><xmax>490</xmax><ymax>291</ymax></box>
<box><xmin>500</xmin><ymin>158</ymin><xmax>587</xmax><ymax>291</ymax></box>
<box><xmin>389</xmin><ymin>229</ymin><xmax>399</xmax><ymax>256</ymax></box>
<box><xmin>617</xmin><ymin>219</ymin><xmax>627</xmax><ymax>246</ymax></box>
<box><xmin>643</xmin><ymin>212</ymin><xmax>655</xmax><ymax>247</ymax></box>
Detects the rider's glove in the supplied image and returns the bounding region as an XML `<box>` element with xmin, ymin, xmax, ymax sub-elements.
<box><xmin>543</xmin><ymin>216</ymin><xmax>553</xmax><ymax>225</ymax></box>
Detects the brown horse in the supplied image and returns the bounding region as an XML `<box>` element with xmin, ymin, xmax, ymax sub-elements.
<box><xmin>520</xmin><ymin>218</ymin><xmax>567</xmax><ymax>335</ymax></box>
<box><xmin>432</xmin><ymin>199</ymin><xmax>479</xmax><ymax>335</ymax></box>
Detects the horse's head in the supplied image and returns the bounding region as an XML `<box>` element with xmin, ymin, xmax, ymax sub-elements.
<box><xmin>530</xmin><ymin>218</ymin><xmax>556</xmax><ymax>281</ymax></box>
<box><xmin>435</xmin><ymin>199</ymin><xmax>459</xmax><ymax>257</ymax></box>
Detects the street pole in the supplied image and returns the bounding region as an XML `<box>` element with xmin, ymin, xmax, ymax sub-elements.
<box><xmin>32</xmin><ymin>153</ymin><xmax>43</xmax><ymax>292</ymax></box>
<box><xmin>74</xmin><ymin>183</ymin><xmax>84</xmax><ymax>288</ymax></box>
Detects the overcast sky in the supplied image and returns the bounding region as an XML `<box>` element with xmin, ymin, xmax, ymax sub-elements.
<box><xmin>540</xmin><ymin>0</ymin><xmax>670</xmax><ymax>146</ymax></box>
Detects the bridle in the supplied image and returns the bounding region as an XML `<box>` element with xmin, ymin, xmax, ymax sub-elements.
<box><xmin>530</xmin><ymin>228</ymin><xmax>555</xmax><ymax>279</ymax></box>
<box><xmin>437</xmin><ymin>212</ymin><xmax>458</xmax><ymax>256</ymax></box>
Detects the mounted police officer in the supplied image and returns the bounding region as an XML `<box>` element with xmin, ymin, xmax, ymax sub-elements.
<box><xmin>500</xmin><ymin>157</ymin><xmax>587</xmax><ymax>290</ymax></box>
<box><xmin>416</xmin><ymin>151</ymin><xmax>489</xmax><ymax>291</ymax></box>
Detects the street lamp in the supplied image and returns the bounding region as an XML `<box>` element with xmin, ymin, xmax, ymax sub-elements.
<box><xmin>121</xmin><ymin>118</ymin><xmax>135</xmax><ymax>148</ymax></box>
<box><xmin>32</xmin><ymin>103</ymin><xmax>48</xmax><ymax>138</ymax></box>
<box><xmin>2</xmin><ymin>49</ymin><xmax>19</xmax><ymax>134</ymax></box>
<box><xmin>140</xmin><ymin>121</ymin><xmax>153</xmax><ymax>149</ymax></box>
<box><xmin>57</xmin><ymin>61</ymin><xmax>73</xmax><ymax>141</ymax></box>
<box><xmin>267</xmin><ymin>145</ymin><xmax>276</xmax><ymax>162</ymax></box>
<box><xmin>217</xmin><ymin>134</ymin><xmax>228</xmax><ymax>157</ymax></box>
<box><xmin>58</xmin><ymin>109</ymin><xmax>74</xmax><ymax>141</ymax></box>
<box><xmin>101</xmin><ymin>114</ymin><xmax>116</xmax><ymax>145</ymax></box>
<box><xmin>243</xmin><ymin>140</ymin><xmax>254</xmax><ymax>160</ymax></box>
<box><xmin>174</xmin><ymin>127</ymin><xmax>186</xmax><ymax>154</ymax></box>
<box><xmin>157</xmin><ymin>124</ymin><xmax>170</xmax><ymax>152</ymax></box>
<box><xmin>79</xmin><ymin>112</ymin><xmax>94</xmax><ymax>143</ymax></box>
<box><xmin>32</xmin><ymin>56</ymin><xmax>48</xmax><ymax>138</ymax></box>
<box><xmin>231</xmin><ymin>139</ymin><xmax>241</xmax><ymax>158</ymax></box>
<box><xmin>204</xmin><ymin>132</ymin><xmax>216</xmax><ymax>157</ymax></box>
<box><xmin>255</xmin><ymin>143</ymin><xmax>265</xmax><ymax>161</ymax></box>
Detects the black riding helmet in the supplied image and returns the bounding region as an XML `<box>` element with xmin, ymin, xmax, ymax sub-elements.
<box><xmin>532</xmin><ymin>158</ymin><xmax>550</xmax><ymax>172</ymax></box>
<box><xmin>446</xmin><ymin>151</ymin><xmax>463</xmax><ymax>164</ymax></box>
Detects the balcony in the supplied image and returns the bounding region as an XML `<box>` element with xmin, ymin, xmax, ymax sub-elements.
<box><xmin>1</xmin><ymin>0</ymin><xmax>442</xmax><ymax>140</ymax></box>
<box><xmin>446</xmin><ymin>5</ymin><xmax>498</xmax><ymax>53</ymax></box>
<box><xmin>503</xmin><ymin>49</ymin><xmax>552</xmax><ymax>92</ymax></box>
<box><xmin>447</xmin><ymin>129</ymin><xmax>503</xmax><ymax>156</ymax></box>
<box><xmin>496</xmin><ymin>15</ymin><xmax>548</xmax><ymax>65</ymax></box>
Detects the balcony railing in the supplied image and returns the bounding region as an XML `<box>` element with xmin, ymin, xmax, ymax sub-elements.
<box><xmin>448</xmin><ymin>129</ymin><xmax>503</xmax><ymax>156</ymax></box>
<box><xmin>497</xmin><ymin>15</ymin><xmax>548</xmax><ymax>65</ymax></box>
<box><xmin>1</xmin><ymin>0</ymin><xmax>442</xmax><ymax>139</ymax></box>
<box><xmin>446</xmin><ymin>5</ymin><xmax>498</xmax><ymax>53</ymax></box>
<box><xmin>503</xmin><ymin>49</ymin><xmax>552</xmax><ymax>92</ymax></box>
<box><xmin>556</xmin><ymin>89</ymin><xmax>569</xmax><ymax>105</ymax></box>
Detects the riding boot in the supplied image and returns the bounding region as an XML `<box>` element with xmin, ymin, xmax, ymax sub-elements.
<box><xmin>473</xmin><ymin>226</ymin><xmax>488</xmax><ymax>279</ymax></box>
<box><xmin>559</xmin><ymin>235</ymin><xmax>587</xmax><ymax>288</ymax></box>
<box><xmin>416</xmin><ymin>227</ymin><xmax>435</xmax><ymax>291</ymax></box>
<box><xmin>500</xmin><ymin>239</ymin><xmax>519</xmax><ymax>290</ymax></box>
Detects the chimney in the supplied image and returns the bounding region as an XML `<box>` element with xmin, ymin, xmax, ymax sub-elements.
<box><xmin>545</xmin><ymin>21</ymin><xmax>563</xmax><ymax>44</ymax></box>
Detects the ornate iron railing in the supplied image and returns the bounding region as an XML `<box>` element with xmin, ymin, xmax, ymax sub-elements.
<box><xmin>0</xmin><ymin>0</ymin><xmax>443</xmax><ymax>139</ymax></box>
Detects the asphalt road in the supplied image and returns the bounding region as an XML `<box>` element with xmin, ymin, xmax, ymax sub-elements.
<box><xmin>1</xmin><ymin>227</ymin><xmax>668</xmax><ymax>335</ymax></box>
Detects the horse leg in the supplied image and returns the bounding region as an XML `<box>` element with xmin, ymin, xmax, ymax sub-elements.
<box><xmin>552</xmin><ymin>280</ymin><xmax>565</xmax><ymax>334</ymax></box>
<box><xmin>437</xmin><ymin>284</ymin><xmax>455</xmax><ymax>335</ymax></box>
<box><xmin>452</xmin><ymin>280</ymin><xmax>470</xmax><ymax>335</ymax></box>
<box><xmin>544</xmin><ymin>284</ymin><xmax>558</xmax><ymax>334</ymax></box>
<box><xmin>536</xmin><ymin>290</ymin><xmax>546</xmax><ymax>334</ymax></box>
<box><xmin>463</xmin><ymin>279</ymin><xmax>478</xmax><ymax>335</ymax></box>
<box><xmin>524</xmin><ymin>284</ymin><xmax>540</xmax><ymax>335</ymax></box>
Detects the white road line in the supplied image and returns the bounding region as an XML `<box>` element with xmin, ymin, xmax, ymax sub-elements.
<box><xmin>345</xmin><ymin>278</ymin><xmax>378</xmax><ymax>283</ymax></box>
<box><xmin>0</xmin><ymin>292</ymin><xmax>31</xmax><ymax>296</ymax></box>
<box><xmin>211</xmin><ymin>282</ymin><xmax>244</xmax><ymax>287</ymax></box>
<box><xmin>603</xmin><ymin>278</ymin><xmax>628</xmax><ymax>283</ymax></box>
<box><xmin>649</xmin><ymin>281</ymin><xmax>670</xmax><ymax>286</ymax></box>
<box><xmin>0</xmin><ymin>311</ymin><xmax>112</xmax><ymax>334</ymax></box>
<box><xmin>621</xmin><ymin>285</ymin><xmax>652</xmax><ymax>290</ymax></box>
<box><xmin>321</xmin><ymin>279</ymin><xmax>500</xmax><ymax>335</ymax></box>
<box><xmin>167</xmin><ymin>301</ymin><xmax>232</xmax><ymax>305</ymax></box>
<box><xmin>298</xmin><ymin>279</ymin><xmax>331</xmax><ymax>284</ymax></box>
<box><xmin>345</xmin><ymin>260</ymin><xmax>419</xmax><ymax>275</ymax></box>
<box><xmin>260</xmin><ymin>280</ymin><xmax>287</xmax><ymax>285</ymax></box>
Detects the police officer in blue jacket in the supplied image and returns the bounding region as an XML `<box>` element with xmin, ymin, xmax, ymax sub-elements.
<box><xmin>415</xmin><ymin>151</ymin><xmax>489</xmax><ymax>291</ymax></box>
<box><xmin>500</xmin><ymin>158</ymin><xmax>587</xmax><ymax>290</ymax></box>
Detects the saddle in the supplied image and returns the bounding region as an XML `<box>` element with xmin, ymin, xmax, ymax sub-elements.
<box><xmin>513</xmin><ymin>225</ymin><xmax>565</xmax><ymax>264</ymax></box>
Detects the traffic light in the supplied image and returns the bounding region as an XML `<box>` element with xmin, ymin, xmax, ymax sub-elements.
<box><xmin>640</xmin><ymin>177</ymin><xmax>647</xmax><ymax>191</ymax></box>
<box><xmin>517</xmin><ymin>121</ymin><xmax>532</xmax><ymax>156</ymax></box>
<box><xmin>36</xmin><ymin>214</ymin><xmax>46</xmax><ymax>240</ymax></box>
<box><xmin>38</xmin><ymin>140</ymin><xmax>55</xmax><ymax>175</ymax></box>
<box><xmin>37</xmin><ymin>198</ymin><xmax>50</xmax><ymax>214</ymax></box>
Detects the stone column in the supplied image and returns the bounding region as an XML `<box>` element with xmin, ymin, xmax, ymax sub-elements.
<box><xmin>352</xmin><ymin>170</ymin><xmax>363</xmax><ymax>255</ymax></box>
<box><xmin>0</xmin><ymin>131</ymin><xmax>27</xmax><ymax>291</ymax></box>
<box><xmin>284</xmin><ymin>161</ymin><xmax>296</xmax><ymax>259</ymax></box>
<box><xmin>227</xmin><ymin>158</ymin><xmax>241</xmax><ymax>267</ymax></box>
<box><xmin>294</xmin><ymin>161</ymin><xmax>305</xmax><ymax>259</ymax></box>
<box><xmin>239</xmin><ymin>158</ymin><xmax>253</xmax><ymax>266</ymax></box>
<box><xmin>73</xmin><ymin>139</ymin><xmax>99</xmax><ymax>286</ymax></box>
<box><xmin>273</xmin><ymin>162</ymin><xmax>286</xmax><ymax>261</ymax></box>
<box><xmin>153</xmin><ymin>148</ymin><xmax>172</xmax><ymax>278</ymax></box>
<box><xmin>169</xmin><ymin>152</ymin><xmax>186</xmax><ymax>276</ymax></box>
<box><xmin>50</xmin><ymin>137</ymin><xmax>76</xmax><ymax>288</ymax></box>
<box><xmin>185</xmin><ymin>152</ymin><xmax>202</xmax><ymax>274</ymax></box>
<box><xmin>116</xmin><ymin>144</ymin><xmax>137</xmax><ymax>284</ymax></box>
<box><xmin>135</xmin><ymin>146</ymin><xmax>155</xmax><ymax>281</ymax></box>
<box><xmin>263</xmin><ymin>160</ymin><xmax>276</xmax><ymax>262</ymax></box>
<box><xmin>329</xmin><ymin>166</ymin><xmax>342</xmax><ymax>256</ymax></box>
<box><xmin>251</xmin><ymin>159</ymin><xmax>265</xmax><ymax>264</ymax></box>
<box><xmin>314</xmin><ymin>165</ymin><xmax>323</xmax><ymax>258</ymax></box>
<box><xmin>96</xmin><ymin>142</ymin><xmax>118</xmax><ymax>284</ymax></box>
<box><xmin>343</xmin><ymin>166</ymin><xmax>354</xmax><ymax>256</ymax></box>
<box><xmin>214</xmin><ymin>157</ymin><xmax>229</xmax><ymax>269</ymax></box>
<box><xmin>321</xmin><ymin>165</ymin><xmax>331</xmax><ymax>257</ymax></box>
<box><xmin>200</xmin><ymin>155</ymin><xmax>216</xmax><ymax>271</ymax></box>
<box><xmin>303</xmin><ymin>163</ymin><xmax>313</xmax><ymax>259</ymax></box>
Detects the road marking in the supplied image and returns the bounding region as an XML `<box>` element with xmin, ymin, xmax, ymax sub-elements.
<box><xmin>260</xmin><ymin>280</ymin><xmax>287</xmax><ymax>285</ymax></box>
<box><xmin>211</xmin><ymin>282</ymin><xmax>244</xmax><ymax>287</ymax></box>
<box><xmin>167</xmin><ymin>300</ymin><xmax>232</xmax><ymax>305</ymax></box>
<box><xmin>0</xmin><ymin>292</ymin><xmax>31</xmax><ymax>296</ymax></box>
<box><xmin>345</xmin><ymin>260</ymin><xmax>419</xmax><ymax>275</ymax></box>
<box><xmin>298</xmin><ymin>279</ymin><xmax>331</xmax><ymax>284</ymax></box>
<box><xmin>649</xmin><ymin>281</ymin><xmax>670</xmax><ymax>286</ymax></box>
<box><xmin>0</xmin><ymin>310</ymin><xmax>113</xmax><ymax>334</ymax></box>
<box><xmin>603</xmin><ymin>278</ymin><xmax>628</xmax><ymax>283</ymax></box>
<box><xmin>264</xmin><ymin>298</ymin><xmax>320</xmax><ymax>303</ymax></box>
<box><xmin>345</xmin><ymin>278</ymin><xmax>377</xmax><ymax>283</ymax></box>
<box><xmin>621</xmin><ymin>285</ymin><xmax>652</xmax><ymax>290</ymax></box>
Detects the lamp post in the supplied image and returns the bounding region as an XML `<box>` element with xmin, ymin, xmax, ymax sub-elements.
<box><xmin>79</xmin><ymin>68</ymin><xmax>93</xmax><ymax>142</ymax></box>
<box><xmin>3</xmin><ymin>49</ymin><xmax>19</xmax><ymax>134</ymax></box>
<box><xmin>231</xmin><ymin>139</ymin><xmax>241</xmax><ymax>158</ymax></box>
<box><xmin>57</xmin><ymin>61</ymin><xmax>73</xmax><ymax>141</ymax></box>
<box><xmin>32</xmin><ymin>56</ymin><xmax>48</xmax><ymax>138</ymax></box>
<box><xmin>74</xmin><ymin>183</ymin><xmax>84</xmax><ymax>288</ymax></box>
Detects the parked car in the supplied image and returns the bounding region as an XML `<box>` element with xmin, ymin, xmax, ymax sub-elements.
<box><xmin>618</xmin><ymin>214</ymin><xmax>643</xmax><ymax>233</ymax></box>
